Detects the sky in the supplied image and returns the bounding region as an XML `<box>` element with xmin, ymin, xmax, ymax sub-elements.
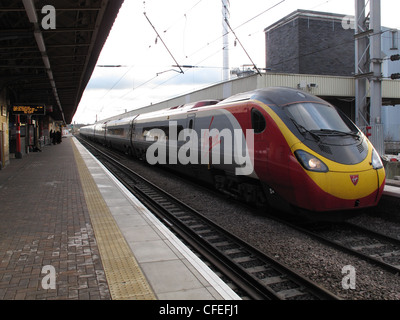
<box><xmin>72</xmin><ymin>0</ymin><xmax>400</xmax><ymax>124</ymax></box>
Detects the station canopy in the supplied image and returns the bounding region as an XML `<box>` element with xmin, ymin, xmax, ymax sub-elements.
<box><xmin>0</xmin><ymin>0</ymin><xmax>124</xmax><ymax>124</ymax></box>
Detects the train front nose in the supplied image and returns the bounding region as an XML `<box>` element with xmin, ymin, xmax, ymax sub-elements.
<box><xmin>324</xmin><ymin>167</ymin><xmax>385</xmax><ymax>209</ymax></box>
<box><xmin>291</xmin><ymin>146</ymin><xmax>386</xmax><ymax>212</ymax></box>
<box><xmin>295</xmin><ymin>167</ymin><xmax>385</xmax><ymax>212</ymax></box>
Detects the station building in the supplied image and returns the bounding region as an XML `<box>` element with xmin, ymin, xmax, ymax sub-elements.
<box><xmin>0</xmin><ymin>0</ymin><xmax>124</xmax><ymax>170</ymax></box>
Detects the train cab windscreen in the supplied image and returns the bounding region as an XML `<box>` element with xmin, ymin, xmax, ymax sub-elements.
<box><xmin>284</xmin><ymin>102</ymin><xmax>358</xmax><ymax>136</ymax></box>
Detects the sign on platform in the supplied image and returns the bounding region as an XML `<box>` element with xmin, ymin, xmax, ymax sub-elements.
<box><xmin>12</xmin><ymin>105</ymin><xmax>46</xmax><ymax>116</ymax></box>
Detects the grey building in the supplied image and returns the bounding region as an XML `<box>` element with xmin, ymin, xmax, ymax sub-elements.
<box><xmin>264</xmin><ymin>10</ymin><xmax>355</xmax><ymax>76</ymax></box>
<box><xmin>264</xmin><ymin>10</ymin><xmax>400</xmax><ymax>153</ymax></box>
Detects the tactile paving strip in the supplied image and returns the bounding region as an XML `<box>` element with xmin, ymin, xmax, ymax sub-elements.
<box><xmin>72</xmin><ymin>140</ymin><xmax>156</xmax><ymax>300</ymax></box>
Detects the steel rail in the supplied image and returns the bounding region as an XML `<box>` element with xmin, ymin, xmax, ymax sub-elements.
<box><xmin>271</xmin><ymin>216</ymin><xmax>400</xmax><ymax>275</ymax></box>
<box><xmin>78</xmin><ymin>136</ymin><xmax>340</xmax><ymax>300</ymax></box>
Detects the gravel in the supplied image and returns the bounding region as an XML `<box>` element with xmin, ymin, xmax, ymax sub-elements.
<box><xmin>119</xmin><ymin>156</ymin><xmax>400</xmax><ymax>300</ymax></box>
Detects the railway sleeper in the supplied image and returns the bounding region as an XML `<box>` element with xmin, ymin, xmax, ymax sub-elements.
<box><xmin>238</xmin><ymin>258</ymin><xmax>265</xmax><ymax>269</ymax></box>
<box><xmin>196</xmin><ymin>228</ymin><xmax>218</xmax><ymax>235</ymax></box>
<box><xmin>161</xmin><ymin>204</ymin><xmax>179</xmax><ymax>210</ymax></box>
<box><xmin>151</xmin><ymin>196</ymin><xmax>167</xmax><ymax>202</ymax></box>
<box><xmin>177</xmin><ymin>216</ymin><xmax>196</xmax><ymax>221</ymax></box>
<box><xmin>199</xmin><ymin>231</ymin><xmax>221</xmax><ymax>239</ymax></box>
<box><xmin>192</xmin><ymin>226</ymin><xmax>211</xmax><ymax>232</ymax></box>
<box><xmin>370</xmin><ymin>250</ymin><xmax>400</xmax><ymax>259</ymax></box>
<box><xmin>191</xmin><ymin>224</ymin><xmax>209</xmax><ymax>230</ymax></box>
<box><xmin>203</xmin><ymin>235</ymin><xmax>226</xmax><ymax>243</ymax></box>
<box><xmin>170</xmin><ymin>209</ymin><xmax>186</xmax><ymax>214</ymax></box>
<box><xmin>218</xmin><ymin>244</ymin><xmax>241</xmax><ymax>251</ymax></box>
<box><xmin>233</xmin><ymin>256</ymin><xmax>258</xmax><ymax>264</ymax></box>
<box><xmin>246</xmin><ymin>265</ymin><xmax>270</xmax><ymax>274</ymax></box>
<box><xmin>261</xmin><ymin>275</ymin><xmax>287</xmax><ymax>285</ymax></box>
<box><xmin>186</xmin><ymin>222</ymin><xmax>205</xmax><ymax>227</ymax></box>
<box><xmin>224</xmin><ymin>248</ymin><xmax>245</xmax><ymax>255</ymax></box>
<box><xmin>277</xmin><ymin>288</ymin><xmax>308</xmax><ymax>300</ymax></box>
<box><xmin>209</xmin><ymin>239</ymin><xmax>230</xmax><ymax>246</ymax></box>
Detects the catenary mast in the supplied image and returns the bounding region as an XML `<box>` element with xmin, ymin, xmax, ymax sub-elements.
<box><xmin>222</xmin><ymin>0</ymin><xmax>230</xmax><ymax>81</ymax></box>
<box><xmin>355</xmin><ymin>0</ymin><xmax>383</xmax><ymax>154</ymax></box>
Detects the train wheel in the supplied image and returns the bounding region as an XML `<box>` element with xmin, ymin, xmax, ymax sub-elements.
<box><xmin>239</xmin><ymin>183</ymin><xmax>256</xmax><ymax>203</ymax></box>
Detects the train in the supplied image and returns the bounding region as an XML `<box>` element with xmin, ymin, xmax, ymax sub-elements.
<box><xmin>80</xmin><ymin>87</ymin><xmax>386</xmax><ymax>218</ymax></box>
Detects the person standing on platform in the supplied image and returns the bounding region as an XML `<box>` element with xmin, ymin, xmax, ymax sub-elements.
<box><xmin>52</xmin><ymin>130</ymin><xmax>57</xmax><ymax>145</ymax></box>
<box><xmin>50</xmin><ymin>130</ymin><xmax>54</xmax><ymax>145</ymax></box>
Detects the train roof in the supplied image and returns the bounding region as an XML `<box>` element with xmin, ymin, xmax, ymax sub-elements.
<box><xmin>106</xmin><ymin>116</ymin><xmax>138</xmax><ymax>126</ymax></box>
<box><xmin>218</xmin><ymin>87</ymin><xmax>328</xmax><ymax>108</ymax></box>
<box><xmin>135</xmin><ymin>100</ymin><xmax>220</xmax><ymax>121</ymax></box>
<box><xmin>84</xmin><ymin>87</ymin><xmax>329</xmax><ymax>128</ymax></box>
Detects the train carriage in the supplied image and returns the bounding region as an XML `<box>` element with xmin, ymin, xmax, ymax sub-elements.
<box><xmin>105</xmin><ymin>117</ymin><xmax>136</xmax><ymax>154</ymax></box>
<box><xmin>80</xmin><ymin>87</ymin><xmax>386</xmax><ymax>216</ymax></box>
<box><xmin>93</xmin><ymin>121</ymin><xmax>108</xmax><ymax>145</ymax></box>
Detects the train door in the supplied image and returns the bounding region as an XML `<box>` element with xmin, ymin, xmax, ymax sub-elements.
<box><xmin>186</xmin><ymin>113</ymin><xmax>196</xmax><ymax>154</ymax></box>
<box><xmin>184</xmin><ymin>113</ymin><xmax>196</xmax><ymax>153</ymax></box>
<box><xmin>103</xmin><ymin>121</ymin><xmax>108</xmax><ymax>146</ymax></box>
<box><xmin>250</xmin><ymin>105</ymin><xmax>268</xmax><ymax>178</ymax></box>
<box><xmin>129</xmin><ymin>115</ymin><xmax>139</xmax><ymax>141</ymax></box>
<box><xmin>128</xmin><ymin>115</ymin><xmax>139</xmax><ymax>156</ymax></box>
<box><xmin>186</xmin><ymin>114</ymin><xmax>196</xmax><ymax>131</ymax></box>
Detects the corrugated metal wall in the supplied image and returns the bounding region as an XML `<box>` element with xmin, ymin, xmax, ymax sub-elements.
<box><xmin>257</xmin><ymin>73</ymin><xmax>355</xmax><ymax>97</ymax></box>
<box><xmin>383</xmin><ymin>105</ymin><xmax>400</xmax><ymax>141</ymax></box>
<box><xmin>103</xmin><ymin>74</ymin><xmax>400</xmax><ymax>122</ymax></box>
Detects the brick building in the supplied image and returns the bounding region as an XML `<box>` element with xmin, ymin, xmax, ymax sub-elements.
<box><xmin>264</xmin><ymin>10</ymin><xmax>355</xmax><ymax>76</ymax></box>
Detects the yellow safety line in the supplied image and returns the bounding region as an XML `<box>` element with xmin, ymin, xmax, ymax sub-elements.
<box><xmin>71</xmin><ymin>140</ymin><xmax>156</xmax><ymax>300</ymax></box>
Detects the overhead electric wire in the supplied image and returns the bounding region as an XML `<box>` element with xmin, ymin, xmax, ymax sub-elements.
<box><xmin>113</xmin><ymin>48</ymin><xmax>225</xmax><ymax>110</ymax></box>
<box><xmin>97</xmin><ymin>65</ymin><xmax>134</xmax><ymax>115</ymax></box>
<box><xmin>224</xmin><ymin>18</ymin><xmax>262</xmax><ymax>76</ymax></box>
<box><xmin>162</xmin><ymin>0</ymin><xmax>204</xmax><ymax>34</ymax></box>
<box><xmin>115</xmin><ymin>29</ymin><xmax>391</xmax><ymax>116</ymax></box>
<box><xmin>107</xmin><ymin>0</ymin><xmax>364</xmax><ymax>117</ymax></box>
<box><xmin>234</xmin><ymin>0</ymin><xmax>286</xmax><ymax>30</ymax></box>
<box><xmin>183</xmin><ymin>0</ymin><xmax>286</xmax><ymax>63</ymax></box>
<box><xmin>109</xmin><ymin>0</ymin><xmax>289</xmax><ymax>111</ymax></box>
<box><xmin>117</xmin><ymin>74</ymin><xmax>159</xmax><ymax>101</ymax></box>
<box><xmin>143</xmin><ymin>10</ymin><xmax>184</xmax><ymax>74</ymax></box>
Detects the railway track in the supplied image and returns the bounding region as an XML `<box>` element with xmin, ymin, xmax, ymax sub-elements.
<box><xmin>298</xmin><ymin>221</ymin><xmax>400</xmax><ymax>275</ymax></box>
<box><xmin>77</xmin><ymin>137</ymin><xmax>339</xmax><ymax>300</ymax></box>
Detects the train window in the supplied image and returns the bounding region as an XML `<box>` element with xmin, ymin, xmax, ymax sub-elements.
<box><xmin>285</xmin><ymin>103</ymin><xmax>356</xmax><ymax>133</ymax></box>
<box><xmin>251</xmin><ymin>109</ymin><xmax>266</xmax><ymax>134</ymax></box>
<box><xmin>142</xmin><ymin>125</ymin><xmax>184</xmax><ymax>141</ymax></box>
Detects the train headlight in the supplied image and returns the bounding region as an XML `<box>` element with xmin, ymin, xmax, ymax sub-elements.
<box><xmin>371</xmin><ymin>149</ymin><xmax>383</xmax><ymax>170</ymax></box>
<box><xmin>295</xmin><ymin>150</ymin><xmax>329</xmax><ymax>172</ymax></box>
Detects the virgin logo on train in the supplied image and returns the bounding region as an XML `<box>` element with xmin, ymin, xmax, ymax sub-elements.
<box><xmin>350</xmin><ymin>175</ymin><xmax>359</xmax><ymax>186</ymax></box>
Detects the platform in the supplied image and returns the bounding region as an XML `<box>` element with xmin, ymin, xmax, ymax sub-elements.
<box><xmin>0</xmin><ymin>136</ymin><xmax>239</xmax><ymax>300</ymax></box>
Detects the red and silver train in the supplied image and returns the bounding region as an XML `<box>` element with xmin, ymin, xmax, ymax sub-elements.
<box><xmin>80</xmin><ymin>87</ymin><xmax>386</xmax><ymax>216</ymax></box>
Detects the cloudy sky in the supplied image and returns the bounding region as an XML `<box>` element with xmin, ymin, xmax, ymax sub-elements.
<box><xmin>72</xmin><ymin>0</ymin><xmax>400</xmax><ymax>124</ymax></box>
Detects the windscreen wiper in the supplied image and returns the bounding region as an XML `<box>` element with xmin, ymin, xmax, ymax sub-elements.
<box><xmin>290</xmin><ymin>118</ymin><xmax>321</xmax><ymax>142</ymax></box>
<box><xmin>312</xmin><ymin>129</ymin><xmax>360</xmax><ymax>139</ymax></box>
